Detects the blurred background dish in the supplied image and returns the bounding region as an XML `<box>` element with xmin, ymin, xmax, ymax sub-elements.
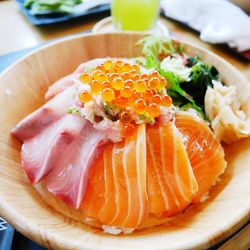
<box><xmin>16</xmin><ymin>0</ymin><xmax>110</xmax><ymax>25</ymax></box>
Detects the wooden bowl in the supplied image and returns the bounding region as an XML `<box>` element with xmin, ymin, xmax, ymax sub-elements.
<box><xmin>0</xmin><ymin>33</ymin><xmax>249</xmax><ymax>250</ymax></box>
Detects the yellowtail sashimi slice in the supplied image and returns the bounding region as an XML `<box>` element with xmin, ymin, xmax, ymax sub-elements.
<box><xmin>22</xmin><ymin>114</ymin><xmax>86</xmax><ymax>183</ymax></box>
<box><xmin>44</xmin><ymin>121</ymin><xmax>106</xmax><ymax>209</ymax></box>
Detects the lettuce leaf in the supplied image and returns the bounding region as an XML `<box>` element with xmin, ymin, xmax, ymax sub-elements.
<box><xmin>137</xmin><ymin>36</ymin><xmax>204</xmax><ymax>116</ymax></box>
<box><xmin>137</xmin><ymin>36</ymin><xmax>218</xmax><ymax>119</ymax></box>
<box><xmin>137</xmin><ymin>35</ymin><xmax>184</xmax><ymax>62</ymax></box>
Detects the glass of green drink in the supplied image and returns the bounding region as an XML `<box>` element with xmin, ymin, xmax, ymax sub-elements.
<box><xmin>111</xmin><ymin>0</ymin><xmax>161</xmax><ymax>31</ymax></box>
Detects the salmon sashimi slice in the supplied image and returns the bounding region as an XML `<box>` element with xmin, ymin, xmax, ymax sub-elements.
<box><xmin>146</xmin><ymin>122</ymin><xmax>198</xmax><ymax>217</ymax></box>
<box><xmin>44</xmin><ymin>121</ymin><xmax>106</xmax><ymax>208</ymax></box>
<box><xmin>22</xmin><ymin>114</ymin><xmax>86</xmax><ymax>184</ymax></box>
<box><xmin>45</xmin><ymin>59</ymin><xmax>107</xmax><ymax>100</ymax></box>
<box><xmin>12</xmin><ymin>85</ymin><xmax>78</xmax><ymax>142</ymax></box>
<box><xmin>175</xmin><ymin>112</ymin><xmax>227</xmax><ymax>203</ymax></box>
<box><xmin>81</xmin><ymin>124</ymin><xmax>149</xmax><ymax>228</ymax></box>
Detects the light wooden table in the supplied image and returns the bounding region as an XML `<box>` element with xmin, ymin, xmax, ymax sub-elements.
<box><xmin>0</xmin><ymin>0</ymin><xmax>249</xmax><ymax>249</ymax></box>
<box><xmin>1</xmin><ymin>0</ymin><xmax>250</xmax><ymax>81</ymax></box>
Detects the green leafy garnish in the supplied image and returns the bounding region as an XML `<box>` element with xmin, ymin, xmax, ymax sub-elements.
<box><xmin>104</xmin><ymin>102</ymin><xmax>119</xmax><ymax>121</ymax></box>
<box><xmin>137</xmin><ymin>36</ymin><xmax>219</xmax><ymax>119</ymax></box>
<box><xmin>181</xmin><ymin>58</ymin><xmax>219</xmax><ymax>109</ymax></box>
<box><xmin>67</xmin><ymin>107</ymin><xmax>80</xmax><ymax>114</ymax></box>
<box><xmin>137</xmin><ymin>35</ymin><xmax>184</xmax><ymax>63</ymax></box>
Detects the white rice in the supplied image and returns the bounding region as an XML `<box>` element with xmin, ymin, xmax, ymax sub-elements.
<box><xmin>101</xmin><ymin>225</ymin><xmax>135</xmax><ymax>235</ymax></box>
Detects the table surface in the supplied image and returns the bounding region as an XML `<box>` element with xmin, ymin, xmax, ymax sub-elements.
<box><xmin>0</xmin><ymin>1</ymin><xmax>249</xmax><ymax>249</ymax></box>
<box><xmin>1</xmin><ymin>0</ymin><xmax>250</xmax><ymax>81</ymax></box>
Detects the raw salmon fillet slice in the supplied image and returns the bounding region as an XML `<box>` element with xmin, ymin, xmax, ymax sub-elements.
<box><xmin>175</xmin><ymin>112</ymin><xmax>227</xmax><ymax>203</ymax></box>
<box><xmin>146</xmin><ymin>122</ymin><xmax>198</xmax><ymax>217</ymax></box>
<box><xmin>81</xmin><ymin>124</ymin><xmax>149</xmax><ymax>228</ymax></box>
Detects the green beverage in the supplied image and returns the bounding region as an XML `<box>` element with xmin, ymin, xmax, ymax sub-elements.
<box><xmin>112</xmin><ymin>0</ymin><xmax>160</xmax><ymax>31</ymax></box>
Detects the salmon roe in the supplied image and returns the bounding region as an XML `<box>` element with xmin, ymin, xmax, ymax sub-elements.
<box><xmin>102</xmin><ymin>88</ymin><xmax>115</xmax><ymax>102</ymax></box>
<box><xmin>78</xmin><ymin>59</ymin><xmax>173</xmax><ymax>137</ymax></box>
<box><xmin>134</xmin><ymin>99</ymin><xmax>147</xmax><ymax>114</ymax></box>
<box><xmin>80</xmin><ymin>73</ymin><xmax>91</xmax><ymax>83</ymax></box>
<box><xmin>79</xmin><ymin>90</ymin><xmax>92</xmax><ymax>103</ymax></box>
<box><xmin>147</xmin><ymin>103</ymin><xmax>161</xmax><ymax>117</ymax></box>
<box><xmin>91</xmin><ymin>80</ymin><xmax>102</xmax><ymax>94</ymax></box>
<box><xmin>120</xmin><ymin>86</ymin><xmax>133</xmax><ymax>98</ymax></box>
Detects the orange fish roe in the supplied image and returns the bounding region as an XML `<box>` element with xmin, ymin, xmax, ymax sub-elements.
<box><xmin>95</xmin><ymin>65</ymin><xmax>105</xmax><ymax>72</ymax></box>
<box><xmin>80</xmin><ymin>73</ymin><xmax>91</xmax><ymax>83</ymax></box>
<box><xmin>102</xmin><ymin>80</ymin><xmax>110</xmax><ymax>88</ymax></box>
<box><xmin>124</xmin><ymin>79</ymin><xmax>134</xmax><ymax>88</ymax></box>
<box><xmin>151</xmin><ymin>71</ymin><xmax>160</xmax><ymax>78</ymax></box>
<box><xmin>132</xmin><ymin>64</ymin><xmax>140</xmax><ymax>73</ymax></box>
<box><xmin>115</xmin><ymin>60</ymin><xmax>123</xmax><ymax>66</ymax></box>
<box><xmin>120</xmin><ymin>86</ymin><xmax>133</xmax><ymax>98</ymax></box>
<box><xmin>161</xmin><ymin>95</ymin><xmax>173</xmax><ymax>107</ymax></box>
<box><xmin>134</xmin><ymin>79</ymin><xmax>147</xmax><ymax>93</ymax></box>
<box><xmin>132</xmin><ymin>74</ymin><xmax>140</xmax><ymax>81</ymax></box>
<box><xmin>103</xmin><ymin>60</ymin><xmax>113</xmax><ymax>70</ymax></box>
<box><xmin>92</xmin><ymin>70</ymin><xmax>103</xmax><ymax>80</ymax></box>
<box><xmin>134</xmin><ymin>99</ymin><xmax>147</xmax><ymax>114</ymax></box>
<box><xmin>102</xmin><ymin>88</ymin><xmax>115</xmax><ymax>102</ymax></box>
<box><xmin>91</xmin><ymin>80</ymin><xmax>102</xmax><ymax>94</ymax></box>
<box><xmin>79</xmin><ymin>90</ymin><xmax>92</xmax><ymax>103</ymax></box>
<box><xmin>144</xmin><ymin>89</ymin><xmax>153</xmax><ymax>101</ymax></box>
<box><xmin>112</xmin><ymin>77</ymin><xmax>124</xmax><ymax>90</ymax></box>
<box><xmin>78</xmin><ymin>59</ymin><xmax>173</xmax><ymax>137</ymax></box>
<box><xmin>133</xmin><ymin>91</ymin><xmax>144</xmax><ymax>100</ymax></box>
<box><xmin>150</xmin><ymin>77</ymin><xmax>159</xmax><ymax>90</ymax></box>
<box><xmin>96</xmin><ymin>73</ymin><xmax>107</xmax><ymax>82</ymax></box>
<box><xmin>140</xmin><ymin>74</ymin><xmax>148</xmax><ymax>80</ymax></box>
<box><xmin>147</xmin><ymin>103</ymin><xmax>161</xmax><ymax>117</ymax></box>
<box><xmin>152</xmin><ymin>94</ymin><xmax>162</xmax><ymax>104</ymax></box>
<box><xmin>122</xmin><ymin>63</ymin><xmax>132</xmax><ymax>72</ymax></box>
<box><xmin>121</xmin><ymin>72</ymin><xmax>130</xmax><ymax>80</ymax></box>
<box><xmin>114</xmin><ymin>96</ymin><xmax>128</xmax><ymax>107</ymax></box>
<box><xmin>159</xmin><ymin>77</ymin><xmax>167</xmax><ymax>89</ymax></box>
<box><xmin>129</xmin><ymin>69</ymin><xmax>137</xmax><ymax>76</ymax></box>
<box><xmin>109</xmin><ymin>73</ymin><xmax>119</xmax><ymax>81</ymax></box>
